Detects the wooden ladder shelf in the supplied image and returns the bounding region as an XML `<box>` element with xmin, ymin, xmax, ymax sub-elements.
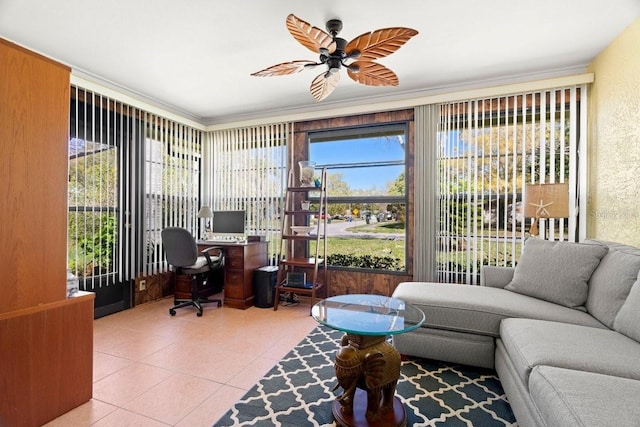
<box><xmin>274</xmin><ymin>167</ymin><xmax>328</xmax><ymax>310</ymax></box>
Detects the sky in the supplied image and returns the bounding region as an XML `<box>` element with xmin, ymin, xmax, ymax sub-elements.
<box><xmin>310</xmin><ymin>135</ymin><xmax>405</xmax><ymax>191</ymax></box>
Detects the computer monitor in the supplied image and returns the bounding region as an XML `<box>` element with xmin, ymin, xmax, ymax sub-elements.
<box><xmin>211</xmin><ymin>210</ymin><xmax>246</xmax><ymax>236</ymax></box>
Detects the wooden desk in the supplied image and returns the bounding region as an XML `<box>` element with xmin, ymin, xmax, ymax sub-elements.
<box><xmin>197</xmin><ymin>240</ymin><xmax>268</xmax><ymax>309</ymax></box>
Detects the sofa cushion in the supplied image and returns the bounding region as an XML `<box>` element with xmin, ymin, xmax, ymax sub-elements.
<box><xmin>530</xmin><ymin>365</ymin><xmax>640</xmax><ymax>427</ymax></box>
<box><xmin>392</xmin><ymin>327</ymin><xmax>496</xmax><ymax>369</ymax></box>
<box><xmin>480</xmin><ymin>265</ymin><xmax>515</xmax><ymax>288</ymax></box>
<box><xmin>392</xmin><ymin>282</ymin><xmax>605</xmax><ymax>337</ymax></box>
<box><xmin>499</xmin><ymin>318</ymin><xmax>640</xmax><ymax>386</ymax></box>
<box><xmin>585</xmin><ymin>246</ymin><xmax>640</xmax><ymax>327</ymax></box>
<box><xmin>504</xmin><ymin>239</ymin><xmax>608</xmax><ymax>310</ymax></box>
<box><xmin>614</xmin><ymin>280</ymin><xmax>640</xmax><ymax>342</ymax></box>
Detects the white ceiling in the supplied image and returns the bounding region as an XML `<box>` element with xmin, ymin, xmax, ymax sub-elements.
<box><xmin>1</xmin><ymin>0</ymin><xmax>638</xmax><ymax>125</ymax></box>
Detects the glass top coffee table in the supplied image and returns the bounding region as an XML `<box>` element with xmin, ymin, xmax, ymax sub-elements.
<box><xmin>311</xmin><ymin>294</ymin><xmax>425</xmax><ymax>427</ymax></box>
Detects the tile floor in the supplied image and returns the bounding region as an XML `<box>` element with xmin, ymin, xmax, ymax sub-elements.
<box><xmin>44</xmin><ymin>296</ymin><xmax>318</xmax><ymax>427</ymax></box>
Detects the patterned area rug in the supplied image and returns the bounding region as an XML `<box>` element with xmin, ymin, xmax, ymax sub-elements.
<box><xmin>213</xmin><ymin>326</ymin><xmax>517</xmax><ymax>426</ymax></box>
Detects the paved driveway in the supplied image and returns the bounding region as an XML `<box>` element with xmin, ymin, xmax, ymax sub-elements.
<box><xmin>319</xmin><ymin>219</ymin><xmax>404</xmax><ymax>240</ymax></box>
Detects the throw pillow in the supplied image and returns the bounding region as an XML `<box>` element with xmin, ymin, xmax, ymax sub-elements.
<box><xmin>585</xmin><ymin>248</ymin><xmax>640</xmax><ymax>328</ymax></box>
<box><xmin>613</xmin><ymin>281</ymin><xmax>640</xmax><ymax>342</ymax></box>
<box><xmin>505</xmin><ymin>239</ymin><xmax>608</xmax><ymax>309</ymax></box>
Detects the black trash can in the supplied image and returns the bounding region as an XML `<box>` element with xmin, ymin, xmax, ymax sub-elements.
<box><xmin>253</xmin><ymin>266</ymin><xmax>278</xmax><ymax>308</ymax></box>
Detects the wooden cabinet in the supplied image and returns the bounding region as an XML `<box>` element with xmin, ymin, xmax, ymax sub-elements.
<box><xmin>173</xmin><ymin>269</ymin><xmax>223</xmax><ymax>300</ymax></box>
<box><xmin>0</xmin><ymin>38</ymin><xmax>94</xmax><ymax>426</ymax></box>
<box><xmin>1</xmin><ymin>38</ymin><xmax>70</xmax><ymax>312</ymax></box>
<box><xmin>0</xmin><ymin>292</ymin><xmax>94</xmax><ymax>426</ymax></box>
<box><xmin>198</xmin><ymin>241</ymin><xmax>268</xmax><ymax>309</ymax></box>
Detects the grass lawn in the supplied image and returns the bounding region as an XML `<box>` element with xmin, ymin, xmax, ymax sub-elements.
<box><xmin>310</xmin><ymin>220</ymin><xmax>407</xmax><ymax>269</ymax></box>
<box><xmin>316</xmin><ymin>236</ymin><xmax>406</xmax><ymax>259</ymax></box>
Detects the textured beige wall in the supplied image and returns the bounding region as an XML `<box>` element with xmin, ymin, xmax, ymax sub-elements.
<box><xmin>587</xmin><ymin>18</ymin><xmax>640</xmax><ymax>246</ymax></box>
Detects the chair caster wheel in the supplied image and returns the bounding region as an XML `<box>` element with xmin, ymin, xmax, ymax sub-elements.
<box><xmin>197</xmin><ymin>311</ymin><xmax>203</xmax><ymax>317</ymax></box>
<box><xmin>169</xmin><ymin>309</ymin><xmax>176</xmax><ymax>316</ymax></box>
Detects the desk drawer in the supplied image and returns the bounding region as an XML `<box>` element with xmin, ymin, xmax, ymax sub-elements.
<box><xmin>224</xmin><ymin>271</ymin><xmax>244</xmax><ymax>298</ymax></box>
<box><xmin>226</xmin><ymin>256</ymin><xmax>245</xmax><ymax>270</ymax></box>
<box><xmin>224</xmin><ymin>246</ymin><xmax>244</xmax><ymax>258</ymax></box>
<box><xmin>225</xmin><ymin>270</ymin><xmax>243</xmax><ymax>285</ymax></box>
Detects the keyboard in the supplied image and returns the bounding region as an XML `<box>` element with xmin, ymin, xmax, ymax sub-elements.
<box><xmin>202</xmin><ymin>236</ymin><xmax>246</xmax><ymax>244</ymax></box>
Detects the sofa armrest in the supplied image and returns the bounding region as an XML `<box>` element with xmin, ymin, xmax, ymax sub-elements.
<box><xmin>480</xmin><ymin>265</ymin><xmax>515</xmax><ymax>288</ymax></box>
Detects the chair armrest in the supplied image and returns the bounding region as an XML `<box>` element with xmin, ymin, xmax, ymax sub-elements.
<box><xmin>480</xmin><ymin>265</ymin><xmax>515</xmax><ymax>288</ymax></box>
<box><xmin>201</xmin><ymin>246</ymin><xmax>224</xmax><ymax>269</ymax></box>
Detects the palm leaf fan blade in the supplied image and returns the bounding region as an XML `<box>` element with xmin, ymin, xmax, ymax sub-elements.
<box><xmin>310</xmin><ymin>72</ymin><xmax>340</xmax><ymax>101</ymax></box>
<box><xmin>251</xmin><ymin>60</ymin><xmax>317</xmax><ymax>77</ymax></box>
<box><xmin>347</xmin><ymin>62</ymin><xmax>398</xmax><ymax>86</ymax></box>
<box><xmin>346</xmin><ymin>27</ymin><xmax>418</xmax><ymax>61</ymax></box>
<box><xmin>286</xmin><ymin>14</ymin><xmax>336</xmax><ymax>53</ymax></box>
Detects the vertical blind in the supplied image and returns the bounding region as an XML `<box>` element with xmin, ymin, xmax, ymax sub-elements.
<box><xmin>435</xmin><ymin>85</ymin><xmax>586</xmax><ymax>284</ymax></box>
<box><xmin>142</xmin><ymin>115</ymin><xmax>203</xmax><ymax>277</ymax></box>
<box><xmin>414</xmin><ymin>104</ymin><xmax>440</xmax><ymax>281</ymax></box>
<box><xmin>206</xmin><ymin>124</ymin><xmax>291</xmax><ymax>262</ymax></box>
<box><xmin>69</xmin><ymin>86</ymin><xmax>132</xmax><ymax>289</ymax></box>
<box><xmin>69</xmin><ymin>85</ymin><xmax>204</xmax><ymax>288</ymax></box>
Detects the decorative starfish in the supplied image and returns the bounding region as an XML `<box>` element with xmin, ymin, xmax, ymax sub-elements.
<box><xmin>529</xmin><ymin>199</ymin><xmax>554</xmax><ymax>218</ymax></box>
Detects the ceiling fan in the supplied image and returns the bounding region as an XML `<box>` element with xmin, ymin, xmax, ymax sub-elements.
<box><xmin>251</xmin><ymin>14</ymin><xmax>418</xmax><ymax>102</ymax></box>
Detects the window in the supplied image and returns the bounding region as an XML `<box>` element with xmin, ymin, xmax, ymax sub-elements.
<box><xmin>208</xmin><ymin>125</ymin><xmax>290</xmax><ymax>262</ymax></box>
<box><xmin>309</xmin><ymin>124</ymin><xmax>407</xmax><ymax>272</ymax></box>
<box><xmin>69</xmin><ymin>86</ymin><xmax>205</xmax><ymax>315</ymax></box>
<box><xmin>143</xmin><ymin>116</ymin><xmax>203</xmax><ymax>276</ymax></box>
<box><xmin>68</xmin><ymin>89</ymin><xmax>121</xmax><ymax>287</ymax></box>
<box><xmin>68</xmin><ymin>137</ymin><xmax>118</xmax><ymax>280</ymax></box>
<box><xmin>437</xmin><ymin>87</ymin><xmax>585</xmax><ymax>284</ymax></box>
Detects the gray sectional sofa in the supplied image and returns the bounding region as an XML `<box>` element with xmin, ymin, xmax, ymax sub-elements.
<box><xmin>392</xmin><ymin>239</ymin><xmax>640</xmax><ymax>427</ymax></box>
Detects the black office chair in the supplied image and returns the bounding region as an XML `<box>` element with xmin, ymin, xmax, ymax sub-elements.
<box><xmin>161</xmin><ymin>227</ymin><xmax>224</xmax><ymax>316</ymax></box>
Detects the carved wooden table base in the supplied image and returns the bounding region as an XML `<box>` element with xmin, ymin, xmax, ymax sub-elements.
<box><xmin>332</xmin><ymin>334</ymin><xmax>406</xmax><ymax>427</ymax></box>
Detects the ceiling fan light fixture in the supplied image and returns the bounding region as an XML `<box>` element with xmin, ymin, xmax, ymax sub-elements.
<box><xmin>251</xmin><ymin>14</ymin><xmax>418</xmax><ymax>101</ymax></box>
